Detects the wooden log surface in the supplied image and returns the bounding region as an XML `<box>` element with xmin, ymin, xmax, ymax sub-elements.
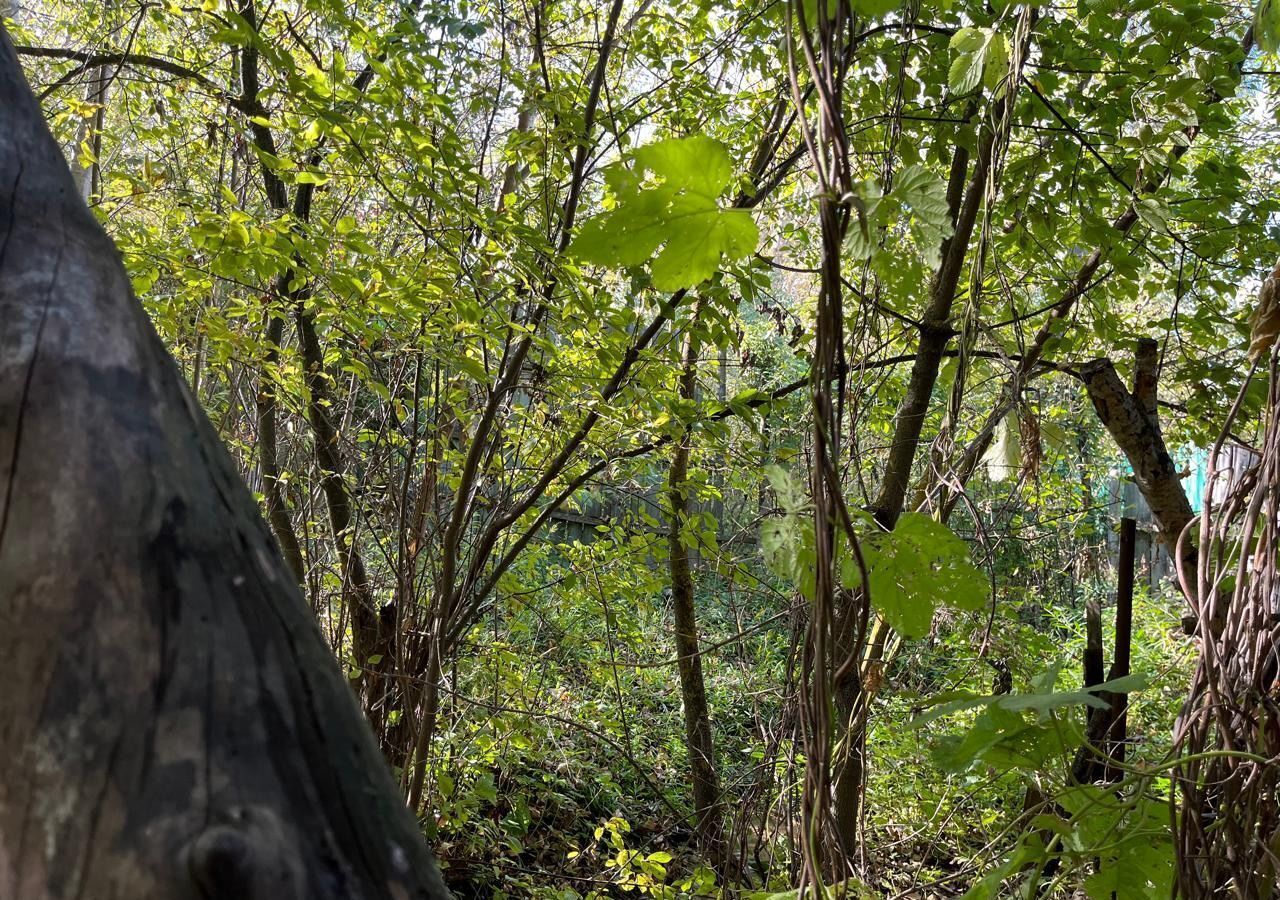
<box><xmin>0</xmin><ymin>24</ymin><xmax>449</xmax><ymax>900</ymax></box>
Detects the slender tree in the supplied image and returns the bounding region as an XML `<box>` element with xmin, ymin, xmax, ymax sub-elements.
<box><xmin>666</xmin><ymin>319</ymin><xmax>725</xmax><ymax>870</ymax></box>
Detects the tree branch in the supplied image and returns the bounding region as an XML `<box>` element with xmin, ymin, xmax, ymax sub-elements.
<box><xmin>14</xmin><ymin>44</ymin><xmax>245</xmax><ymax>110</ymax></box>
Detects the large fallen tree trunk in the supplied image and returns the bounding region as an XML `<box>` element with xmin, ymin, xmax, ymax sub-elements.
<box><xmin>0</xmin><ymin>25</ymin><xmax>448</xmax><ymax>900</ymax></box>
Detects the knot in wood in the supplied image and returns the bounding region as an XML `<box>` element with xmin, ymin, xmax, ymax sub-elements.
<box><xmin>187</xmin><ymin>806</ymin><xmax>306</xmax><ymax>899</ymax></box>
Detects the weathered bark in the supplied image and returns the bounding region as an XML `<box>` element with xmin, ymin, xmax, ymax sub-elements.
<box><xmin>0</xmin><ymin>26</ymin><xmax>448</xmax><ymax>900</ymax></box>
<box><xmin>1081</xmin><ymin>344</ymin><xmax>1195</xmax><ymax>570</ymax></box>
<box><xmin>667</xmin><ymin>328</ymin><xmax>725</xmax><ymax>869</ymax></box>
<box><xmin>1132</xmin><ymin>337</ymin><xmax>1159</xmax><ymax>418</ymax></box>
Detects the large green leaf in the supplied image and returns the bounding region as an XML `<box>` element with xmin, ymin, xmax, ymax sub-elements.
<box><xmin>571</xmin><ymin>136</ymin><xmax>759</xmax><ymax>291</ymax></box>
<box><xmin>844</xmin><ymin>165</ymin><xmax>952</xmax><ymax>267</ymax></box>
<box><xmin>848</xmin><ymin>512</ymin><xmax>988</xmax><ymax>638</ymax></box>
<box><xmin>1258</xmin><ymin>0</ymin><xmax>1280</xmax><ymax>53</ymax></box>
<box><xmin>948</xmin><ymin>27</ymin><xmax>1010</xmax><ymax>95</ymax></box>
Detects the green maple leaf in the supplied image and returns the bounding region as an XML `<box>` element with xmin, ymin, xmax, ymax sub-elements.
<box><xmin>571</xmin><ymin>135</ymin><xmax>759</xmax><ymax>291</ymax></box>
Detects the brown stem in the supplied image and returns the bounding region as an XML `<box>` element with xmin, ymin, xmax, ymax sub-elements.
<box><xmin>668</xmin><ymin>319</ymin><xmax>726</xmax><ymax>870</ymax></box>
<box><xmin>256</xmin><ymin>311</ymin><xmax>306</xmax><ymax>584</ymax></box>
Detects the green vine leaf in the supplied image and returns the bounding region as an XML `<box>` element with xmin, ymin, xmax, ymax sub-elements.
<box><xmin>890</xmin><ymin>165</ymin><xmax>954</xmax><ymax>268</ymax></box>
<box><xmin>844</xmin><ymin>165</ymin><xmax>952</xmax><ymax>268</ymax></box>
<box><xmin>571</xmin><ymin>135</ymin><xmax>759</xmax><ymax>291</ymax></box>
<box><xmin>1257</xmin><ymin>0</ymin><xmax>1280</xmax><ymax>53</ymax></box>
<box><xmin>949</xmin><ymin>27</ymin><xmax>1010</xmax><ymax>96</ymax></box>
<box><xmin>855</xmin><ymin>513</ymin><xmax>987</xmax><ymax>638</ymax></box>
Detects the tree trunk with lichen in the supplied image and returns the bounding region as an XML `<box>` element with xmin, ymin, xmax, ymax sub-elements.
<box><xmin>1081</xmin><ymin>339</ymin><xmax>1196</xmax><ymax>581</ymax></box>
<box><xmin>0</xmin><ymin>26</ymin><xmax>448</xmax><ymax>899</ymax></box>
